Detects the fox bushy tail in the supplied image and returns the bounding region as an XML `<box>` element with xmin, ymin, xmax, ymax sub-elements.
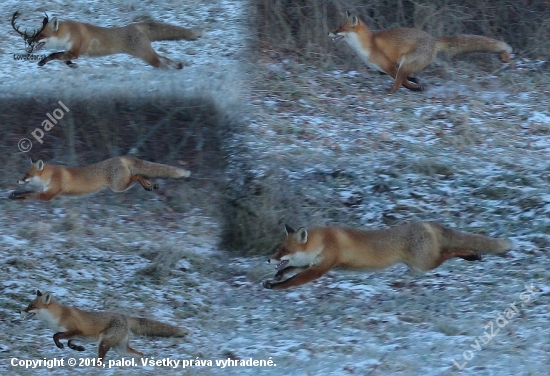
<box><xmin>438</xmin><ymin>225</ymin><xmax>513</xmax><ymax>254</ymax></box>
<box><xmin>138</xmin><ymin>22</ymin><xmax>201</xmax><ymax>41</ymax></box>
<box><xmin>127</xmin><ymin>317</ymin><xmax>188</xmax><ymax>337</ymax></box>
<box><xmin>435</xmin><ymin>35</ymin><xmax>512</xmax><ymax>61</ymax></box>
<box><xmin>129</xmin><ymin>158</ymin><xmax>190</xmax><ymax>178</ymax></box>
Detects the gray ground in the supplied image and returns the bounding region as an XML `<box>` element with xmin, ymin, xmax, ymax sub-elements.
<box><xmin>1</xmin><ymin>0</ymin><xmax>550</xmax><ymax>375</ymax></box>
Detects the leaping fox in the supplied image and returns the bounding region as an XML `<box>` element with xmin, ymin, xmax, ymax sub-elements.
<box><xmin>9</xmin><ymin>156</ymin><xmax>190</xmax><ymax>202</ymax></box>
<box><xmin>11</xmin><ymin>11</ymin><xmax>201</xmax><ymax>69</ymax></box>
<box><xmin>328</xmin><ymin>11</ymin><xmax>512</xmax><ymax>93</ymax></box>
<box><xmin>263</xmin><ymin>223</ymin><xmax>513</xmax><ymax>289</ymax></box>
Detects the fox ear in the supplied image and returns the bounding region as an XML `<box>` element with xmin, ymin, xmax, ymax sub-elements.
<box><xmin>36</xmin><ymin>160</ymin><xmax>44</xmax><ymax>171</ymax></box>
<box><xmin>295</xmin><ymin>227</ymin><xmax>308</xmax><ymax>244</ymax></box>
<box><xmin>284</xmin><ymin>224</ymin><xmax>295</xmax><ymax>236</ymax></box>
<box><xmin>30</xmin><ymin>157</ymin><xmax>36</xmax><ymax>164</ymax></box>
<box><xmin>41</xmin><ymin>292</ymin><xmax>52</xmax><ymax>304</ymax></box>
<box><xmin>349</xmin><ymin>13</ymin><xmax>358</xmax><ymax>27</ymax></box>
<box><xmin>36</xmin><ymin>290</ymin><xmax>42</xmax><ymax>297</ymax></box>
<box><xmin>51</xmin><ymin>17</ymin><xmax>59</xmax><ymax>31</ymax></box>
<box><xmin>346</xmin><ymin>10</ymin><xmax>352</xmax><ymax>18</ymax></box>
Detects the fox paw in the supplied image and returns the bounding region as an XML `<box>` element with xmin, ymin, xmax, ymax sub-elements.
<box><xmin>153</xmin><ymin>183</ymin><xmax>160</xmax><ymax>190</ymax></box>
<box><xmin>262</xmin><ymin>281</ymin><xmax>274</xmax><ymax>289</ymax></box>
<box><xmin>460</xmin><ymin>253</ymin><xmax>483</xmax><ymax>262</ymax></box>
<box><xmin>68</xmin><ymin>340</ymin><xmax>85</xmax><ymax>351</ymax></box>
<box><xmin>8</xmin><ymin>191</ymin><xmax>29</xmax><ymax>200</ymax></box>
<box><xmin>65</xmin><ymin>61</ymin><xmax>78</xmax><ymax>68</ymax></box>
<box><xmin>38</xmin><ymin>59</ymin><xmax>46</xmax><ymax>67</ymax></box>
<box><xmin>8</xmin><ymin>192</ymin><xmax>21</xmax><ymax>200</ymax></box>
<box><xmin>273</xmin><ymin>270</ymin><xmax>285</xmax><ymax>281</ymax></box>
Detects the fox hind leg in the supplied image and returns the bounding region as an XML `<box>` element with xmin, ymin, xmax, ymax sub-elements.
<box><xmin>385</xmin><ymin>65</ymin><xmax>423</xmax><ymax>93</ymax></box>
<box><xmin>109</xmin><ymin>174</ymin><xmax>157</xmax><ymax>192</ymax></box>
<box><xmin>158</xmin><ymin>55</ymin><xmax>183</xmax><ymax>69</ymax></box>
<box><xmin>458</xmin><ymin>253</ymin><xmax>482</xmax><ymax>262</ymax></box>
<box><xmin>135</xmin><ymin>175</ymin><xmax>158</xmax><ymax>191</ymax></box>
<box><xmin>391</xmin><ymin>68</ymin><xmax>424</xmax><ymax>93</ymax></box>
<box><xmin>378</xmin><ymin>70</ymin><xmax>418</xmax><ymax>84</ymax></box>
<box><xmin>134</xmin><ymin>44</ymin><xmax>183</xmax><ymax>69</ymax></box>
<box><xmin>113</xmin><ymin>338</ymin><xmax>144</xmax><ymax>358</ymax></box>
<box><xmin>429</xmin><ymin>249</ymin><xmax>483</xmax><ymax>270</ymax></box>
<box><xmin>98</xmin><ymin>325</ymin><xmax>132</xmax><ymax>361</ymax></box>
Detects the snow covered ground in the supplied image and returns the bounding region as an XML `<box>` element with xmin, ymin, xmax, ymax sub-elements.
<box><xmin>1</xmin><ymin>0</ymin><xmax>550</xmax><ymax>375</ymax></box>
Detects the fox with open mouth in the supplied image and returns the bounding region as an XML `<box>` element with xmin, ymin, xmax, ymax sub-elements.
<box><xmin>263</xmin><ymin>223</ymin><xmax>513</xmax><ymax>290</ymax></box>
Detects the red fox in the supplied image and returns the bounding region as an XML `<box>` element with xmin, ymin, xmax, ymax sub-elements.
<box><xmin>263</xmin><ymin>223</ymin><xmax>513</xmax><ymax>289</ymax></box>
<box><xmin>15</xmin><ymin>13</ymin><xmax>201</xmax><ymax>69</ymax></box>
<box><xmin>9</xmin><ymin>157</ymin><xmax>191</xmax><ymax>202</ymax></box>
<box><xmin>328</xmin><ymin>11</ymin><xmax>512</xmax><ymax>93</ymax></box>
<box><xmin>21</xmin><ymin>290</ymin><xmax>188</xmax><ymax>360</ymax></box>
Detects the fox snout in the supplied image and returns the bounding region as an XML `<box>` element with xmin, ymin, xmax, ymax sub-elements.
<box><xmin>33</xmin><ymin>41</ymin><xmax>46</xmax><ymax>51</ymax></box>
<box><xmin>328</xmin><ymin>30</ymin><xmax>345</xmax><ymax>43</ymax></box>
<box><xmin>21</xmin><ymin>310</ymin><xmax>36</xmax><ymax>320</ymax></box>
<box><xmin>20</xmin><ymin>305</ymin><xmax>37</xmax><ymax>320</ymax></box>
<box><xmin>267</xmin><ymin>258</ymin><xmax>289</xmax><ymax>271</ymax></box>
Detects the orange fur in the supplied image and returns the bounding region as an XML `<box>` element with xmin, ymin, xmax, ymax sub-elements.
<box><xmin>329</xmin><ymin>11</ymin><xmax>512</xmax><ymax>93</ymax></box>
<box><xmin>263</xmin><ymin>223</ymin><xmax>513</xmax><ymax>289</ymax></box>
<box><xmin>21</xmin><ymin>290</ymin><xmax>188</xmax><ymax>361</ymax></box>
<box><xmin>31</xmin><ymin>16</ymin><xmax>201</xmax><ymax>69</ymax></box>
<box><xmin>9</xmin><ymin>157</ymin><xmax>190</xmax><ymax>201</ymax></box>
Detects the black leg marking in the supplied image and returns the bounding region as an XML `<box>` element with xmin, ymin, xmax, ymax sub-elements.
<box><xmin>68</xmin><ymin>340</ymin><xmax>85</xmax><ymax>351</ymax></box>
<box><xmin>459</xmin><ymin>254</ymin><xmax>483</xmax><ymax>262</ymax></box>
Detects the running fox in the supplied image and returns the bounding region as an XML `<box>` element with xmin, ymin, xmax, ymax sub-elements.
<box><xmin>328</xmin><ymin>11</ymin><xmax>512</xmax><ymax>93</ymax></box>
<box><xmin>21</xmin><ymin>290</ymin><xmax>188</xmax><ymax>360</ymax></box>
<box><xmin>16</xmin><ymin>13</ymin><xmax>201</xmax><ymax>69</ymax></box>
<box><xmin>263</xmin><ymin>223</ymin><xmax>513</xmax><ymax>289</ymax></box>
<box><xmin>9</xmin><ymin>157</ymin><xmax>191</xmax><ymax>202</ymax></box>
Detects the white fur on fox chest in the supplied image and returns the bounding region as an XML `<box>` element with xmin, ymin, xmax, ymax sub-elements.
<box><xmin>27</xmin><ymin>176</ymin><xmax>51</xmax><ymax>192</ymax></box>
<box><xmin>35</xmin><ymin>309</ymin><xmax>67</xmax><ymax>332</ymax></box>
<box><xmin>42</xmin><ymin>34</ymin><xmax>72</xmax><ymax>51</ymax></box>
<box><xmin>344</xmin><ymin>33</ymin><xmax>387</xmax><ymax>74</ymax></box>
<box><xmin>285</xmin><ymin>246</ymin><xmax>324</xmax><ymax>267</ymax></box>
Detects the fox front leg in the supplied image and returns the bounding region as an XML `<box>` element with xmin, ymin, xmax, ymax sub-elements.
<box><xmin>53</xmin><ymin>330</ymin><xmax>82</xmax><ymax>349</ymax></box>
<box><xmin>67</xmin><ymin>340</ymin><xmax>85</xmax><ymax>352</ymax></box>
<box><xmin>38</xmin><ymin>51</ymin><xmax>78</xmax><ymax>67</ymax></box>
<box><xmin>263</xmin><ymin>264</ymin><xmax>331</xmax><ymax>290</ymax></box>
<box><xmin>8</xmin><ymin>190</ymin><xmax>35</xmax><ymax>200</ymax></box>
<box><xmin>273</xmin><ymin>266</ymin><xmax>304</xmax><ymax>281</ymax></box>
<box><xmin>8</xmin><ymin>190</ymin><xmax>58</xmax><ymax>201</ymax></box>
